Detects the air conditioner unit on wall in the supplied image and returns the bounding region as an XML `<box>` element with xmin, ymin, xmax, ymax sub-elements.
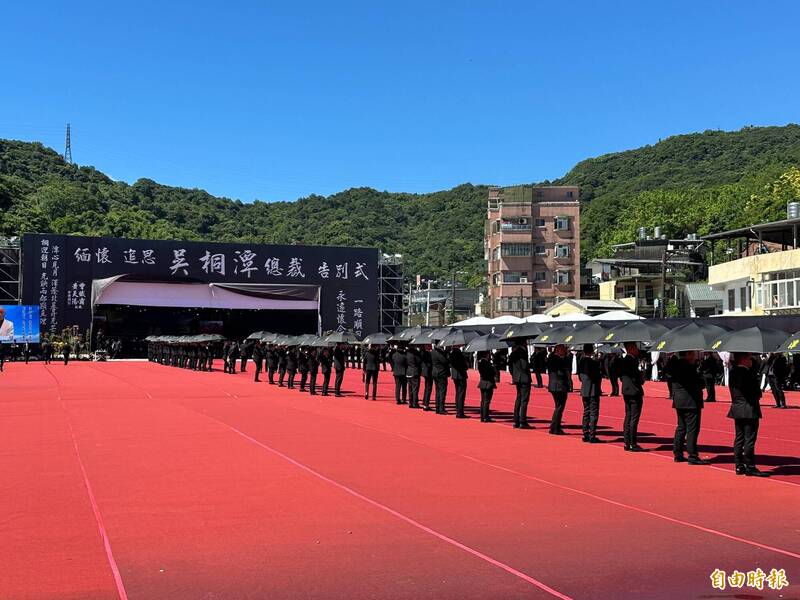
<box><xmin>520</xmin><ymin>277</ymin><xmax>529</xmax><ymax>283</ymax></box>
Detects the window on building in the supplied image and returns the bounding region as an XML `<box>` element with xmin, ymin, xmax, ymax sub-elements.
<box><xmin>501</xmin><ymin>243</ymin><xmax>532</xmax><ymax>257</ymax></box>
<box><xmin>503</xmin><ymin>271</ymin><xmax>529</xmax><ymax>283</ymax></box>
<box><xmin>492</xmin><ymin>246</ymin><xmax>501</xmax><ymax>261</ymax></box>
<box><xmin>534</xmin><ymin>271</ymin><xmax>546</xmax><ymax>282</ymax></box>
<box><xmin>566</xmin><ymin>191</ymin><xmax>574</xmax><ymax>199</ymax></box>
<box><xmin>555</xmin><ymin>244</ymin><xmax>570</xmax><ymax>258</ymax></box>
<box><xmin>492</xmin><ymin>273</ymin><xmax>501</xmax><ymax>286</ymax></box>
<box><xmin>491</xmin><ymin>220</ymin><xmax>501</xmax><ymax>234</ymax></box>
<box><xmin>728</xmin><ymin>288</ymin><xmax>736</xmax><ymax>311</ymax></box>
<box><xmin>500</xmin><ymin>217</ymin><xmax>532</xmax><ymax>232</ymax></box>
<box><xmin>740</xmin><ymin>286</ymin><xmax>749</xmax><ymax>311</ymax></box>
<box><xmin>534</xmin><ymin>245</ymin><xmax>546</xmax><ymax>255</ymax></box>
<box><xmin>495</xmin><ymin>299</ymin><xmax>501</xmax><ymax>312</ymax></box>
<box><xmin>534</xmin><ymin>218</ymin><xmax>546</xmax><ymax>227</ymax></box>
<box><xmin>554</xmin><ymin>216</ymin><xmax>570</xmax><ymax>231</ymax></box>
<box><xmin>535</xmin><ymin>299</ymin><xmax>546</xmax><ymax>308</ymax></box>
<box><xmin>555</xmin><ymin>270</ymin><xmax>570</xmax><ymax>285</ymax></box>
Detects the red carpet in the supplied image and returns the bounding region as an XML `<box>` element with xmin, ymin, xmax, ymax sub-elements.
<box><xmin>2</xmin><ymin>361</ymin><xmax>798</xmax><ymax>599</ymax></box>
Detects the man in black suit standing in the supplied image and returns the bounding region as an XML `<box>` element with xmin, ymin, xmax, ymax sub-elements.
<box><xmin>277</xmin><ymin>346</ymin><xmax>287</xmax><ymax>386</ymax></box>
<box><xmin>252</xmin><ymin>341</ymin><xmax>263</xmax><ymax>382</ymax></box>
<box><xmin>532</xmin><ymin>348</ymin><xmax>547</xmax><ymax>388</ymax></box>
<box><xmin>228</xmin><ymin>342</ymin><xmax>240</xmax><ymax>375</ymax></box>
<box><xmin>727</xmin><ymin>352</ymin><xmax>769</xmax><ymax>476</ymax></box>
<box><xmin>699</xmin><ymin>352</ymin><xmax>720</xmax><ymax>402</ymax></box>
<box><xmin>362</xmin><ymin>344</ymin><xmax>380</xmax><ymax>400</ymax></box>
<box><xmin>477</xmin><ymin>351</ymin><xmax>497</xmax><ymax>422</ymax></box>
<box><xmin>320</xmin><ymin>348</ymin><xmax>333</xmax><ymax>396</ymax></box>
<box><xmin>286</xmin><ymin>348</ymin><xmax>297</xmax><ymax>389</ymax></box>
<box><xmin>308</xmin><ymin>348</ymin><xmax>319</xmax><ymax>395</ymax></box>
<box><xmin>620</xmin><ymin>342</ymin><xmax>645</xmax><ymax>451</ymax></box>
<box><xmin>765</xmin><ymin>353</ymin><xmax>788</xmax><ymax>408</ymax></box>
<box><xmin>577</xmin><ymin>343</ymin><xmax>603</xmax><ymax>443</ymax></box>
<box><xmin>547</xmin><ymin>344</ymin><xmax>571</xmax><ymax>435</ymax></box>
<box><xmin>605</xmin><ymin>352</ymin><xmax>620</xmax><ymax>396</ymax></box>
<box><xmin>298</xmin><ymin>348</ymin><xmax>309</xmax><ymax>392</ymax></box>
<box><xmin>406</xmin><ymin>345</ymin><xmax>422</xmax><ymax>408</ymax></box>
<box><xmin>420</xmin><ymin>344</ymin><xmax>434</xmax><ymax>411</ymax></box>
<box><xmin>391</xmin><ymin>344</ymin><xmax>408</xmax><ymax>404</ymax></box>
<box><xmin>431</xmin><ymin>344</ymin><xmax>450</xmax><ymax>414</ymax></box>
<box><xmin>333</xmin><ymin>343</ymin><xmax>346</xmax><ymax>397</ymax></box>
<box><xmin>509</xmin><ymin>341</ymin><xmax>532</xmax><ymax>429</ymax></box>
<box><xmin>266</xmin><ymin>345</ymin><xmax>278</xmax><ymax>384</ymax></box>
<box><xmin>671</xmin><ymin>350</ymin><xmax>708</xmax><ymax>465</ymax></box>
<box><xmin>450</xmin><ymin>346</ymin><xmax>469</xmax><ymax>418</ymax></box>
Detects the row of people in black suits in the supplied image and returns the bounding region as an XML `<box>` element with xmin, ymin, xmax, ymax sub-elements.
<box><xmin>149</xmin><ymin>342</ymin><xmax>215</xmax><ymax>371</ymax></box>
<box><xmin>248</xmin><ymin>342</ymin><xmax>348</xmax><ymax>397</ymax></box>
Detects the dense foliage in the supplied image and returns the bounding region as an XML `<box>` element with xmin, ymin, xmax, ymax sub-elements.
<box><xmin>1</xmin><ymin>124</ymin><xmax>799</xmax><ymax>282</ymax></box>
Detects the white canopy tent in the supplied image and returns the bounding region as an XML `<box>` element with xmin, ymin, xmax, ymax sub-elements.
<box><xmin>488</xmin><ymin>315</ymin><xmax>526</xmax><ymax>324</ymax></box>
<box><xmin>451</xmin><ymin>316</ymin><xmax>494</xmax><ymax>326</ymax></box>
<box><xmin>524</xmin><ymin>314</ymin><xmax>553</xmax><ymax>323</ymax></box>
<box><xmin>593</xmin><ymin>310</ymin><xmax>642</xmax><ymax>321</ymax></box>
<box><xmin>551</xmin><ymin>312</ymin><xmax>595</xmax><ymax>322</ymax></box>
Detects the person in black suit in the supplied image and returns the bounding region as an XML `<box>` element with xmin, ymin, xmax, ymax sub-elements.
<box><xmin>450</xmin><ymin>346</ymin><xmax>469</xmax><ymax>418</ymax></box>
<box><xmin>492</xmin><ymin>349</ymin><xmax>507</xmax><ymax>383</ymax></box>
<box><xmin>277</xmin><ymin>347</ymin><xmax>287</xmax><ymax>386</ymax></box>
<box><xmin>547</xmin><ymin>344</ymin><xmax>571</xmax><ymax>435</ymax></box>
<box><xmin>266</xmin><ymin>345</ymin><xmax>278</xmax><ymax>384</ymax></box>
<box><xmin>62</xmin><ymin>341</ymin><xmax>71</xmax><ymax>366</ymax></box>
<box><xmin>605</xmin><ymin>352</ymin><xmax>620</xmax><ymax>396</ymax></box>
<box><xmin>420</xmin><ymin>345</ymin><xmax>434</xmax><ymax>410</ymax></box>
<box><xmin>765</xmin><ymin>353</ymin><xmax>788</xmax><ymax>408</ymax></box>
<box><xmin>406</xmin><ymin>345</ymin><xmax>422</xmax><ymax>408</ymax></box>
<box><xmin>699</xmin><ymin>352</ymin><xmax>720</xmax><ymax>402</ymax></box>
<box><xmin>240</xmin><ymin>340</ymin><xmax>252</xmax><ymax>373</ymax></box>
<box><xmin>298</xmin><ymin>348</ymin><xmax>309</xmax><ymax>392</ymax></box>
<box><xmin>509</xmin><ymin>341</ymin><xmax>532</xmax><ymax>429</ymax></box>
<box><xmin>308</xmin><ymin>348</ymin><xmax>319</xmax><ymax>395</ymax></box>
<box><xmin>286</xmin><ymin>348</ymin><xmax>297</xmax><ymax>389</ymax></box>
<box><xmin>391</xmin><ymin>345</ymin><xmax>408</xmax><ymax>404</ymax></box>
<box><xmin>663</xmin><ymin>354</ymin><xmax>679</xmax><ymax>399</ymax></box>
<box><xmin>362</xmin><ymin>345</ymin><xmax>380</xmax><ymax>399</ymax></box>
<box><xmin>252</xmin><ymin>341</ymin><xmax>263</xmax><ymax>382</ymax></box>
<box><xmin>41</xmin><ymin>340</ymin><xmax>52</xmax><ymax>365</ymax></box>
<box><xmin>671</xmin><ymin>350</ymin><xmax>707</xmax><ymax>464</ymax></box>
<box><xmin>228</xmin><ymin>342</ymin><xmax>240</xmax><ymax>374</ymax></box>
<box><xmin>333</xmin><ymin>344</ymin><xmax>346</xmax><ymax>396</ymax></box>
<box><xmin>320</xmin><ymin>348</ymin><xmax>333</xmax><ymax>396</ymax></box>
<box><xmin>477</xmin><ymin>351</ymin><xmax>497</xmax><ymax>422</ymax></box>
<box><xmin>577</xmin><ymin>343</ymin><xmax>603</xmax><ymax>443</ymax></box>
<box><xmin>728</xmin><ymin>352</ymin><xmax>769</xmax><ymax>477</ymax></box>
<box><xmin>532</xmin><ymin>348</ymin><xmax>547</xmax><ymax>388</ymax></box>
<box><xmin>620</xmin><ymin>342</ymin><xmax>645</xmax><ymax>451</ymax></box>
<box><xmin>431</xmin><ymin>345</ymin><xmax>450</xmax><ymax>414</ymax></box>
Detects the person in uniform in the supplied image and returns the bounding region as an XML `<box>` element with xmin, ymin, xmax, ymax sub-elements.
<box><xmin>363</xmin><ymin>344</ymin><xmax>380</xmax><ymax>400</ymax></box>
<box><xmin>41</xmin><ymin>339</ymin><xmax>52</xmax><ymax>364</ymax></box>
<box><xmin>333</xmin><ymin>344</ymin><xmax>346</xmax><ymax>397</ymax></box>
<box><xmin>431</xmin><ymin>344</ymin><xmax>450</xmax><ymax>414</ymax></box>
<box><xmin>228</xmin><ymin>342</ymin><xmax>241</xmax><ymax>374</ymax></box>
<box><xmin>240</xmin><ymin>340</ymin><xmax>252</xmax><ymax>373</ymax></box>
<box><xmin>320</xmin><ymin>347</ymin><xmax>333</xmax><ymax>396</ymax></box>
<box><xmin>308</xmin><ymin>348</ymin><xmax>319</xmax><ymax>395</ymax></box>
<box><xmin>420</xmin><ymin>344</ymin><xmax>433</xmax><ymax>411</ymax></box>
<box><xmin>728</xmin><ymin>352</ymin><xmax>769</xmax><ymax>476</ymax></box>
<box><xmin>266</xmin><ymin>345</ymin><xmax>278</xmax><ymax>384</ymax></box>
<box><xmin>406</xmin><ymin>345</ymin><xmax>421</xmax><ymax>408</ymax></box>
<box><xmin>492</xmin><ymin>349</ymin><xmax>507</xmax><ymax>383</ymax></box>
<box><xmin>620</xmin><ymin>342</ymin><xmax>645</xmax><ymax>451</ymax></box>
<box><xmin>699</xmin><ymin>352</ymin><xmax>720</xmax><ymax>402</ymax></box>
<box><xmin>671</xmin><ymin>350</ymin><xmax>708</xmax><ymax>465</ymax></box>
<box><xmin>532</xmin><ymin>348</ymin><xmax>547</xmax><ymax>388</ymax></box>
<box><xmin>509</xmin><ymin>341</ymin><xmax>532</xmax><ymax>428</ymax></box>
<box><xmin>62</xmin><ymin>341</ymin><xmax>71</xmax><ymax>366</ymax></box>
<box><xmin>477</xmin><ymin>351</ymin><xmax>497</xmax><ymax>422</ymax></box>
<box><xmin>298</xmin><ymin>347</ymin><xmax>309</xmax><ymax>392</ymax></box>
<box><xmin>391</xmin><ymin>344</ymin><xmax>408</xmax><ymax>404</ymax></box>
<box><xmin>577</xmin><ymin>343</ymin><xmax>603</xmax><ymax>443</ymax></box>
<box><xmin>278</xmin><ymin>346</ymin><xmax>288</xmax><ymax>386</ymax></box>
<box><xmin>449</xmin><ymin>346</ymin><xmax>469</xmax><ymax>418</ymax></box>
<box><xmin>605</xmin><ymin>352</ymin><xmax>620</xmax><ymax>396</ymax></box>
<box><xmin>765</xmin><ymin>353</ymin><xmax>788</xmax><ymax>408</ymax></box>
<box><xmin>547</xmin><ymin>344</ymin><xmax>571</xmax><ymax>435</ymax></box>
<box><xmin>252</xmin><ymin>341</ymin><xmax>263</xmax><ymax>382</ymax></box>
<box><xmin>286</xmin><ymin>347</ymin><xmax>297</xmax><ymax>389</ymax></box>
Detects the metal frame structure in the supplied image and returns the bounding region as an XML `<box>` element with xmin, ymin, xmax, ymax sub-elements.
<box><xmin>0</xmin><ymin>241</ymin><xmax>21</xmax><ymax>304</ymax></box>
<box><xmin>378</xmin><ymin>253</ymin><xmax>404</xmax><ymax>333</ymax></box>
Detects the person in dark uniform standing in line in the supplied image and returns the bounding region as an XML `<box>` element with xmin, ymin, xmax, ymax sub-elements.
<box><xmin>765</xmin><ymin>353</ymin><xmax>788</xmax><ymax>408</ymax></box>
<box><xmin>333</xmin><ymin>344</ymin><xmax>346</xmax><ymax>397</ymax></box>
<box><xmin>391</xmin><ymin>344</ymin><xmax>408</xmax><ymax>404</ymax></box>
<box><xmin>42</xmin><ymin>339</ymin><xmax>52</xmax><ymax>365</ymax></box>
<box><xmin>320</xmin><ymin>347</ymin><xmax>332</xmax><ymax>396</ymax></box>
<box><xmin>266</xmin><ymin>345</ymin><xmax>278</xmax><ymax>384</ymax></box>
<box><xmin>278</xmin><ymin>346</ymin><xmax>288</xmax><ymax>386</ymax></box>
<box><xmin>252</xmin><ymin>341</ymin><xmax>263</xmax><ymax>382</ymax></box>
<box><xmin>664</xmin><ymin>353</ymin><xmax>679</xmax><ymax>400</ymax></box>
<box><xmin>431</xmin><ymin>344</ymin><xmax>450</xmax><ymax>414</ymax></box>
<box><xmin>362</xmin><ymin>344</ymin><xmax>380</xmax><ymax>400</ymax></box>
<box><xmin>577</xmin><ymin>343</ymin><xmax>603</xmax><ymax>443</ymax></box>
<box><xmin>605</xmin><ymin>352</ymin><xmax>620</xmax><ymax>396</ymax></box>
<box><xmin>240</xmin><ymin>340</ymin><xmax>252</xmax><ymax>373</ymax></box>
<box><xmin>620</xmin><ymin>342</ymin><xmax>645</xmax><ymax>451</ymax></box>
<box><xmin>547</xmin><ymin>344</ymin><xmax>571</xmax><ymax>435</ymax></box>
<box><xmin>298</xmin><ymin>347</ymin><xmax>309</xmax><ymax>392</ymax></box>
<box><xmin>509</xmin><ymin>341</ymin><xmax>532</xmax><ymax>429</ymax></box>
<box><xmin>532</xmin><ymin>348</ymin><xmax>547</xmax><ymax>388</ymax></box>
<box><xmin>379</xmin><ymin>346</ymin><xmax>389</xmax><ymax>371</ymax></box>
<box><xmin>450</xmin><ymin>345</ymin><xmax>469</xmax><ymax>418</ymax></box>
<box><xmin>477</xmin><ymin>351</ymin><xmax>497</xmax><ymax>422</ymax></box>
<box><xmin>286</xmin><ymin>347</ymin><xmax>297</xmax><ymax>389</ymax></box>
<box><xmin>23</xmin><ymin>342</ymin><xmax>31</xmax><ymax>364</ymax></box>
<box><xmin>228</xmin><ymin>342</ymin><xmax>240</xmax><ymax>375</ymax></box>
<box><xmin>420</xmin><ymin>344</ymin><xmax>434</xmax><ymax>411</ymax></box>
<box><xmin>491</xmin><ymin>349</ymin><xmax>507</xmax><ymax>383</ymax></box>
<box><xmin>222</xmin><ymin>342</ymin><xmax>230</xmax><ymax>373</ymax></box>
<box><xmin>62</xmin><ymin>341</ymin><xmax>71</xmax><ymax>366</ymax></box>
<box><xmin>671</xmin><ymin>350</ymin><xmax>708</xmax><ymax>465</ymax></box>
<box><xmin>699</xmin><ymin>352</ymin><xmax>720</xmax><ymax>402</ymax></box>
<box><xmin>728</xmin><ymin>352</ymin><xmax>769</xmax><ymax>476</ymax></box>
<box><xmin>308</xmin><ymin>348</ymin><xmax>319</xmax><ymax>395</ymax></box>
<box><xmin>406</xmin><ymin>344</ymin><xmax>421</xmax><ymax>408</ymax></box>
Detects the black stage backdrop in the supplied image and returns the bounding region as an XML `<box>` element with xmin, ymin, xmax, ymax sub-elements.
<box><xmin>22</xmin><ymin>233</ymin><xmax>379</xmax><ymax>338</ymax></box>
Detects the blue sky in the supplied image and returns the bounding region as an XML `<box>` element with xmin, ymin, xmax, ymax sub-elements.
<box><xmin>2</xmin><ymin>1</ymin><xmax>799</xmax><ymax>202</ymax></box>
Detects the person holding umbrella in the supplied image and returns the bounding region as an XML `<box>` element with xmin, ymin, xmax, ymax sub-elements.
<box><xmin>390</xmin><ymin>344</ymin><xmax>408</xmax><ymax>404</ymax></box>
<box><xmin>477</xmin><ymin>351</ymin><xmax>497</xmax><ymax>422</ymax></box>
<box><xmin>320</xmin><ymin>347</ymin><xmax>333</xmax><ymax>396</ymax></box>
<box><xmin>333</xmin><ymin>343</ymin><xmax>347</xmax><ymax>397</ymax></box>
<box><xmin>509</xmin><ymin>340</ymin><xmax>532</xmax><ymax>429</ymax></box>
<box><xmin>406</xmin><ymin>344</ymin><xmax>422</xmax><ymax>408</ymax></box>
<box><xmin>450</xmin><ymin>345</ymin><xmax>469</xmax><ymax>418</ymax></box>
<box><xmin>671</xmin><ymin>351</ymin><xmax>708</xmax><ymax>465</ymax></box>
<box><xmin>728</xmin><ymin>352</ymin><xmax>769</xmax><ymax>477</ymax></box>
<box><xmin>431</xmin><ymin>343</ymin><xmax>450</xmax><ymax>414</ymax></box>
<box><xmin>577</xmin><ymin>343</ymin><xmax>603</xmax><ymax>443</ymax></box>
<box><xmin>620</xmin><ymin>342</ymin><xmax>645</xmax><ymax>451</ymax></box>
<box><xmin>308</xmin><ymin>348</ymin><xmax>319</xmax><ymax>395</ymax></box>
<box><xmin>363</xmin><ymin>344</ymin><xmax>380</xmax><ymax>400</ymax></box>
<box><xmin>420</xmin><ymin>344</ymin><xmax>434</xmax><ymax>411</ymax></box>
<box><xmin>699</xmin><ymin>352</ymin><xmax>721</xmax><ymax>402</ymax></box>
<box><xmin>286</xmin><ymin>347</ymin><xmax>297</xmax><ymax>389</ymax></box>
<box><xmin>547</xmin><ymin>344</ymin><xmax>571</xmax><ymax>435</ymax></box>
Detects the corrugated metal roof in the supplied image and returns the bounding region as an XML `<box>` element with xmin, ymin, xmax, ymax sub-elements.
<box><xmin>684</xmin><ymin>283</ymin><xmax>725</xmax><ymax>303</ymax></box>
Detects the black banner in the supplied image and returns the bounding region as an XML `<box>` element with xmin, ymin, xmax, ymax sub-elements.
<box><xmin>21</xmin><ymin>234</ymin><xmax>379</xmax><ymax>338</ymax></box>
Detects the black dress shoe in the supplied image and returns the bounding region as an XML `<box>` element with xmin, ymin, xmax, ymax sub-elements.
<box><xmin>735</xmin><ymin>465</ymin><xmax>747</xmax><ymax>475</ymax></box>
<box><xmin>674</xmin><ymin>455</ymin><xmax>687</xmax><ymax>463</ymax></box>
<box><xmin>519</xmin><ymin>423</ymin><xmax>533</xmax><ymax>429</ymax></box>
<box><xmin>513</xmin><ymin>423</ymin><xmax>520</xmax><ymax>429</ymax></box>
<box><xmin>688</xmin><ymin>458</ymin><xmax>710</xmax><ymax>465</ymax></box>
<box><xmin>629</xmin><ymin>445</ymin><xmax>645</xmax><ymax>452</ymax></box>
<box><xmin>623</xmin><ymin>444</ymin><xmax>631</xmax><ymax>451</ymax></box>
<box><xmin>456</xmin><ymin>414</ymin><xmax>469</xmax><ymax>419</ymax></box>
<box><xmin>745</xmin><ymin>467</ymin><xmax>770</xmax><ymax>477</ymax></box>
<box><xmin>484</xmin><ymin>418</ymin><xmax>495</xmax><ymax>423</ymax></box>
<box><xmin>422</xmin><ymin>406</ymin><xmax>432</xmax><ymax>411</ymax></box>
<box><xmin>582</xmin><ymin>436</ymin><xmax>590</xmax><ymax>443</ymax></box>
<box><xmin>588</xmin><ymin>437</ymin><xmax>604</xmax><ymax>444</ymax></box>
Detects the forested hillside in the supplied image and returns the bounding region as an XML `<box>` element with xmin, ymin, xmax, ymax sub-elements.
<box><xmin>1</xmin><ymin>124</ymin><xmax>799</xmax><ymax>282</ymax></box>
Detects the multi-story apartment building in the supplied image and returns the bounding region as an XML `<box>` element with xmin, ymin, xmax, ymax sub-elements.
<box><xmin>485</xmin><ymin>185</ymin><xmax>580</xmax><ymax>317</ymax></box>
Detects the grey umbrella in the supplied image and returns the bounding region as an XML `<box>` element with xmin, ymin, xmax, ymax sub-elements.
<box><xmin>439</xmin><ymin>329</ymin><xmax>481</xmax><ymax>348</ymax></box>
<box><xmin>652</xmin><ymin>322</ymin><xmax>730</xmax><ymax>353</ymax></box>
<box><xmin>775</xmin><ymin>330</ymin><xmax>800</xmax><ymax>353</ymax></box>
<box><xmin>707</xmin><ymin>326</ymin><xmax>790</xmax><ymax>354</ymax></box>
<box><xmin>602</xmin><ymin>321</ymin><xmax>670</xmax><ymax>344</ymax></box>
<box><xmin>463</xmin><ymin>334</ymin><xmax>508</xmax><ymax>353</ymax></box>
<box><xmin>361</xmin><ymin>333</ymin><xmax>390</xmax><ymax>346</ymax></box>
<box><xmin>544</xmin><ymin>323</ymin><xmax>610</xmax><ymax>346</ymax></box>
<box><xmin>427</xmin><ymin>327</ymin><xmax>457</xmax><ymax>341</ymax></box>
<box><xmin>501</xmin><ymin>322</ymin><xmax>543</xmax><ymax>340</ymax></box>
<box><xmin>324</xmin><ymin>331</ymin><xmax>358</xmax><ymax>344</ymax></box>
<box><xmin>534</xmin><ymin>325</ymin><xmax>580</xmax><ymax>346</ymax></box>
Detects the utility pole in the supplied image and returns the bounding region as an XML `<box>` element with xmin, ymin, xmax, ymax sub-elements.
<box><xmin>451</xmin><ymin>270</ymin><xmax>456</xmax><ymax>324</ymax></box>
<box><xmin>425</xmin><ymin>279</ymin><xmax>431</xmax><ymax>327</ymax></box>
<box><xmin>63</xmin><ymin>123</ymin><xmax>73</xmax><ymax>164</ymax></box>
<box><xmin>660</xmin><ymin>248</ymin><xmax>668</xmax><ymax>319</ymax></box>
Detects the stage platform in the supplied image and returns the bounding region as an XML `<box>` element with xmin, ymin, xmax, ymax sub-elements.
<box><xmin>2</xmin><ymin>362</ymin><xmax>798</xmax><ymax>599</ymax></box>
